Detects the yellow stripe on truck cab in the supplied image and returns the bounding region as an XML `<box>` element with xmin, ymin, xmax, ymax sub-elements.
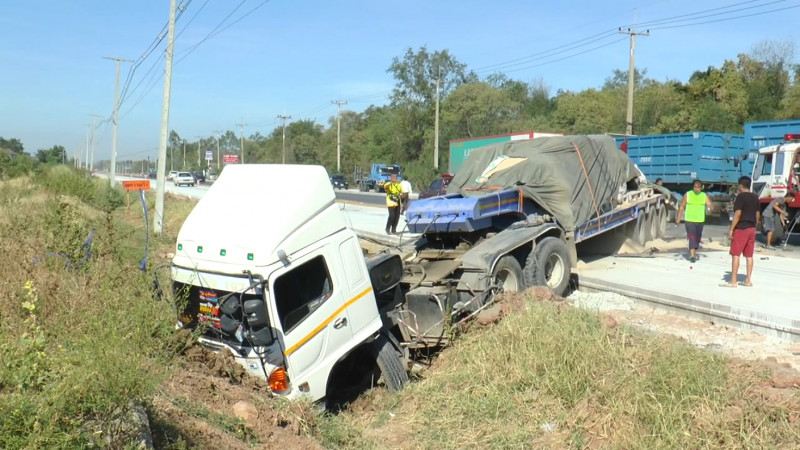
<box><xmin>283</xmin><ymin>286</ymin><xmax>374</xmax><ymax>357</ymax></box>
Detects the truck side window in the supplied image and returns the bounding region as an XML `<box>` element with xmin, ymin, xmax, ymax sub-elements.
<box><xmin>761</xmin><ymin>154</ymin><xmax>773</xmax><ymax>176</ymax></box>
<box><xmin>273</xmin><ymin>255</ymin><xmax>333</xmax><ymax>333</ymax></box>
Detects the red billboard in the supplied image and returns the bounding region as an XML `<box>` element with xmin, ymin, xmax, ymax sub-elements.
<box><xmin>222</xmin><ymin>154</ymin><xmax>239</xmax><ymax>164</ymax></box>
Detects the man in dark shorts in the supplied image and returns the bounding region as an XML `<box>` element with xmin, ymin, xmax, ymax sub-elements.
<box><xmin>721</xmin><ymin>176</ymin><xmax>761</xmax><ymax>287</ymax></box>
<box><xmin>676</xmin><ymin>180</ymin><xmax>713</xmax><ymax>263</ymax></box>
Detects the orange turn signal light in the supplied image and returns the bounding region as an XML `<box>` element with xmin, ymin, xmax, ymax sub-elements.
<box><xmin>268</xmin><ymin>367</ymin><xmax>290</xmax><ymax>394</ymax></box>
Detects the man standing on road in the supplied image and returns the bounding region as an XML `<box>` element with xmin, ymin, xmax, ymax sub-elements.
<box><xmin>721</xmin><ymin>176</ymin><xmax>761</xmax><ymax>288</ymax></box>
<box><xmin>762</xmin><ymin>193</ymin><xmax>794</xmax><ymax>249</ymax></box>
<box><xmin>676</xmin><ymin>180</ymin><xmax>713</xmax><ymax>263</ymax></box>
<box><xmin>384</xmin><ymin>173</ymin><xmax>403</xmax><ymax>235</ymax></box>
<box><xmin>400</xmin><ymin>176</ymin><xmax>412</xmax><ymax>215</ymax></box>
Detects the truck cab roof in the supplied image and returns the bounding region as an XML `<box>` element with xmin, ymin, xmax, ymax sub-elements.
<box><xmin>173</xmin><ymin>165</ymin><xmax>347</xmax><ymax>271</ymax></box>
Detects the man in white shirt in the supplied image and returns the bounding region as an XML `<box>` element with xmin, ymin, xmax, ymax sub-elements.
<box><xmin>400</xmin><ymin>176</ymin><xmax>412</xmax><ymax>214</ymax></box>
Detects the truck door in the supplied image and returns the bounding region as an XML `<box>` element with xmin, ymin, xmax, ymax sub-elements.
<box><xmin>270</xmin><ymin>250</ymin><xmax>352</xmax><ymax>392</ymax></box>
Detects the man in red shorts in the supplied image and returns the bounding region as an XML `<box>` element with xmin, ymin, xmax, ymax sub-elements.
<box><xmin>721</xmin><ymin>176</ymin><xmax>761</xmax><ymax>287</ymax></box>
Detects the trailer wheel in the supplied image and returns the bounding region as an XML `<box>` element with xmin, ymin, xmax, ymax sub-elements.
<box><xmin>372</xmin><ymin>334</ymin><xmax>408</xmax><ymax>393</ymax></box>
<box><xmin>524</xmin><ymin>237</ymin><xmax>570</xmax><ymax>296</ymax></box>
<box><xmin>646</xmin><ymin>210</ymin><xmax>658</xmax><ymax>242</ymax></box>
<box><xmin>630</xmin><ymin>212</ymin><xmax>647</xmax><ymax>246</ymax></box>
<box><xmin>655</xmin><ymin>208</ymin><xmax>667</xmax><ymax>239</ymax></box>
<box><xmin>492</xmin><ymin>255</ymin><xmax>525</xmax><ymax>292</ymax></box>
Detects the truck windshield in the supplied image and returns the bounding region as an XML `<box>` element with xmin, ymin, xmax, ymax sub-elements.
<box><xmin>380</xmin><ymin>166</ymin><xmax>400</xmax><ymax>175</ymax></box>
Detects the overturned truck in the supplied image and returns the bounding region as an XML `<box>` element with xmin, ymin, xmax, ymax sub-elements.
<box><xmin>171</xmin><ymin>135</ymin><xmax>668</xmax><ymax>404</ymax></box>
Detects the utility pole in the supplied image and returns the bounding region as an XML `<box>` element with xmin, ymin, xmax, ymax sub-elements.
<box><xmin>88</xmin><ymin>114</ymin><xmax>103</xmax><ymax>172</ymax></box>
<box><xmin>277</xmin><ymin>114</ymin><xmax>292</xmax><ymax>164</ymax></box>
<box><xmin>331</xmin><ymin>100</ymin><xmax>346</xmax><ymax>172</ymax></box>
<box><xmin>182</xmin><ymin>140</ymin><xmax>186</xmax><ymax>169</ymax></box>
<box><xmin>434</xmin><ymin>76</ymin><xmax>440</xmax><ymax>170</ymax></box>
<box><xmin>196</xmin><ymin>135</ymin><xmax>204</xmax><ymax>168</ymax></box>
<box><xmin>103</xmin><ymin>56</ymin><xmax>134</xmax><ymax>186</ymax></box>
<box><xmin>213</xmin><ymin>130</ymin><xmax>221</xmax><ymax>170</ymax></box>
<box><xmin>618</xmin><ymin>27</ymin><xmax>649</xmax><ymax>135</ymax></box>
<box><xmin>154</xmin><ymin>0</ymin><xmax>177</xmax><ymax>235</ymax></box>
<box><xmin>84</xmin><ymin>125</ymin><xmax>91</xmax><ymax>170</ymax></box>
<box><xmin>236</xmin><ymin>122</ymin><xmax>246</xmax><ymax>164</ymax></box>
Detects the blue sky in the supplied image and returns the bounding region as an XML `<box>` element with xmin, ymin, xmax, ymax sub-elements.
<box><xmin>1</xmin><ymin>0</ymin><xmax>798</xmax><ymax>163</ymax></box>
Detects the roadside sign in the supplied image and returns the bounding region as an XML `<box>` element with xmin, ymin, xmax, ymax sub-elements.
<box><xmin>223</xmin><ymin>154</ymin><xmax>239</xmax><ymax>163</ymax></box>
<box><xmin>121</xmin><ymin>180</ymin><xmax>151</xmax><ymax>191</ymax></box>
<box><xmin>205</xmin><ymin>150</ymin><xmax>213</xmax><ymax>161</ymax></box>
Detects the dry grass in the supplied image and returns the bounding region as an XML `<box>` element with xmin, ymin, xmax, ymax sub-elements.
<box><xmin>310</xmin><ymin>292</ymin><xmax>800</xmax><ymax>449</ymax></box>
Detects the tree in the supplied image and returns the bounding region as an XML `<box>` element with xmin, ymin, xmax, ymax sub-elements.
<box><xmin>442</xmin><ymin>82</ymin><xmax>520</xmax><ymax>138</ymax></box>
<box><xmin>36</xmin><ymin>145</ymin><xmax>67</xmax><ymax>164</ymax></box>
<box><xmin>387</xmin><ymin>46</ymin><xmax>474</xmax><ymax>161</ymax></box>
<box><xmin>0</xmin><ymin>137</ymin><xmax>24</xmax><ymax>154</ymax></box>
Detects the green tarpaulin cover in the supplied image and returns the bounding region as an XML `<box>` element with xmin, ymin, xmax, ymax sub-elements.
<box><xmin>446</xmin><ymin>135</ymin><xmax>640</xmax><ymax>232</ymax></box>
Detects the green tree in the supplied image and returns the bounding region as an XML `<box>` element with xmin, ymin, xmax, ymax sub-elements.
<box><xmin>442</xmin><ymin>82</ymin><xmax>520</xmax><ymax>138</ymax></box>
<box><xmin>0</xmin><ymin>137</ymin><xmax>24</xmax><ymax>154</ymax></box>
<box><xmin>36</xmin><ymin>145</ymin><xmax>67</xmax><ymax>164</ymax></box>
<box><xmin>387</xmin><ymin>46</ymin><xmax>474</xmax><ymax>162</ymax></box>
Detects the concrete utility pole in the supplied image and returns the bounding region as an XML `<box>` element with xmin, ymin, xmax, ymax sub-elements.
<box><xmin>236</xmin><ymin>122</ymin><xmax>246</xmax><ymax>164</ymax></box>
<box><xmin>88</xmin><ymin>114</ymin><xmax>103</xmax><ymax>171</ymax></box>
<box><xmin>84</xmin><ymin>125</ymin><xmax>91</xmax><ymax>170</ymax></box>
<box><xmin>154</xmin><ymin>0</ymin><xmax>177</xmax><ymax>235</ymax></box>
<box><xmin>182</xmin><ymin>140</ymin><xmax>186</xmax><ymax>169</ymax></box>
<box><xmin>277</xmin><ymin>114</ymin><xmax>292</xmax><ymax>164</ymax></box>
<box><xmin>103</xmin><ymin>56</ymin><xmax>134</xmax><ymax>186</ymax></box>
<box><xmin>618</xmin><ymin>27</ymin><xmax>649</xmax><ymax>135</ymax></box>
<box><xmin>331</xmin><ymin>100</ymin><xmax>347</xmax><ymax>172</ymax></box>
<box><xmin>434</xmin><ymin>76</ymin><xmax>440</xmax><ymax>170</ymax></box>
<box><xmin>213</xmin><ymin>129</ymin><xmax>222</xmax><ymax>170</ymax></box>
<box><xmin>196</xmin><ymin>135</ymin><xmax>204</xmax><ymax>168</ymax></box>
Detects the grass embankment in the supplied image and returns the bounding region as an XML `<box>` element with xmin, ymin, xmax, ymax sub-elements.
<box><xmin>0</xmin><ymin>167</ymin><xmax>193</xmax><ymax>448</ymax></box>
<box><xmin>304</xmin><ymin>294</ymin><xmax>800</xmax><ymax>449</ymax></box>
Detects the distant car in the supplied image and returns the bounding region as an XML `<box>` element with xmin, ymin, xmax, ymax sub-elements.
<box><xmin>206</xmin><ymin>171</ymin><xmax>217</xmax><ymax>182</ymax></box>
<box><xmin>167</xmin><ymin>170</ymin><xmax>179</xmax><ymax>181</ymax></box>
<box><xmin>418</xmin><ymin>174</ymin><xmax>454</xmax><ymax>199</ymax></box>
<box><xmin>173</xmin><ymin>171</ymin><xmax>195</xmax><ymax>187</ymax></box>
<box><xmin>330</xmin><ymin>175</ymin><xmax>349</xmax><ymax>190</ymax></box>
<box><xmin>192</xmin><ymin>172</ymin><xmax>206</xmax><ymax>184</ymax></box>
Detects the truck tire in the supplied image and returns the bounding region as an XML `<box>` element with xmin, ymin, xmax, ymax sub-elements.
<box><xmin>630</xmin><ymin>213</ymin><xmax>647</xmax><ymax>246</ymax></box>
<box><xmin>373</xmin><ymin>334</ymin><xmax>407</xmax><ymax>393</ymax></box>
<box><xmin>523</xmin><ymin>237</ymin><xmax>570</xmax><ymax>295</ymax></box>
<box><xmin>655</xmin><ymin>208</ymin><xmax>667</xmax><ymax>239</ymax></box>
<box><xmin>491</xmin><ymin>255</ymin><xmax>525</xmax><ymax>292</ymax></box>
<box><xmin>646</xmin><ymin>210</ymin><xmax>658</xmax><ymax>242</ymax></box>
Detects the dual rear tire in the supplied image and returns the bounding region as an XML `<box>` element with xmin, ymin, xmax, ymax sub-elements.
<box><xmin>489</xmin><ymin>237</ymin><xmax>571</xmax><ymax>297</ymax></box>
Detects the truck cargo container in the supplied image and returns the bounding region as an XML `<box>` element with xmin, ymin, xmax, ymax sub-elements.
<box><xmin>614</xmin><ymin>132</ymin><xmax>746</xmax><ymax>219</ymax></box>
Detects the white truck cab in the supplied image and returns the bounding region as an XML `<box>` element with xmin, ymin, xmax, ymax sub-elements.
<box><xmin>751</xmin><ymin>134</ymin><xmax>800</xmax><ymax>207</ymax></box>
<box><xmin>171</xmin><ymin>165</ymin><xmax>405</xmax><ymax>402</ymax></box>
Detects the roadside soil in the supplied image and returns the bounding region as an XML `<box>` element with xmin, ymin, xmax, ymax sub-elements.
<box><xmin>149</xmin><ymin>334</ymin><xmax>322</xmax><ymax>450</ymax></box>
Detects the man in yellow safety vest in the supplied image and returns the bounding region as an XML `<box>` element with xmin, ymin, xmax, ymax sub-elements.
<box><xmin>676</xmin><ymin>180</ymin><xmax>714</xmax><ymax>263</ymax></box>
<box><xmin>384</xmin><ymin>174</ymin><xmax>403</xmax><ymax>235</ymax></box>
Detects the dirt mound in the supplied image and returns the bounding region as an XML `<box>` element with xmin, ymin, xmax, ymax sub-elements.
<box><xmin>150</xmin><ymin>342</ymin><xmax>322</xmax><ymax>450</ymax></box>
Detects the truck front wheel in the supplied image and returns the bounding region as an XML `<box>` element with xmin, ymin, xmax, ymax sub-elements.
<box><xmin>524</xmin><ymin>237</ymin><xmax>570</xmax><ymax>295</ymax></box>
<box><xmin>491</xmin><ymin>255</ymin><xmax>525</xmax><ymax>292</ymax></box>
<box><xmin>373</xmin><ymin>334</ymin><xmax>408</xmax><ymax>393</ymax></box>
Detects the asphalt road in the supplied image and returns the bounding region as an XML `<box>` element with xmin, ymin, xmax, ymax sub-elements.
<box><xmin>116</xmin><ymin>176</ymin><xmax>791</xmax><ymax>249</ymax></box>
